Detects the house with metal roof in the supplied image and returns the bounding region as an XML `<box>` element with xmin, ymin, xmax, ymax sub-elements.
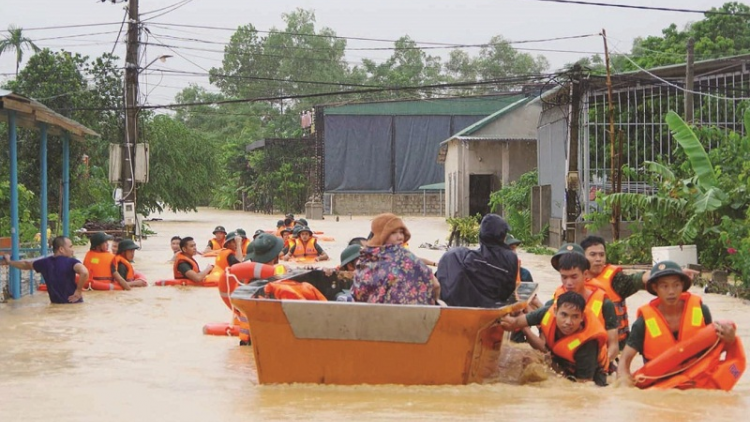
<box><xmin>317</xmin><ymin>94</ymin><xmax>527</xmax><ymax>215</ymax></box>
<box><xmin>436</xmin><ymin>96</ymin><xmax>540</xmax><ymax>217</ymax></box>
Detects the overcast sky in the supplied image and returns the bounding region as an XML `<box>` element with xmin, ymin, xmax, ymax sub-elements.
<box><xmin>0</xmin><ymin>0</ymin><xmax>734</xmax><ymax>106</ymax></box>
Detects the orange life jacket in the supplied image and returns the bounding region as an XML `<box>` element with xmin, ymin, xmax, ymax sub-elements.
<box><xmin>637</xmin><ymin>292</ymin><xmax>706</xmax><ymax>362</ymax></box>
<box><xmin>112</xmin><ymin>254</ymin><xmax>135</xmax><ymax>281</ymax></box>
<box><xmin>540</xmin><ymin>305</ymin><xmax>609</xmax><ymax>372</ymax></box>
<box><xmin>241</xmin><ymin>238</ymin><xmax>250</xmax><ymax>256</ymax></box>
<box><xmin>292</xmin><ymin>238</ymin><xmax>319</xmax><ymax>258</ymax></box>
<box><xmin>173</xmin><ymin>252</ymin><xmax>200</xmax><ymax>279</ymax></box>
<box><xmin>586</xmin><ymin>264</ymin><xmax>629</xmax><ymax>341</ymax></box>
<box><xmin>263</xmin><ymin>280</ymin><xmax>327</xmax><ymax>301</ymax></box>
<box><xmin>553</xmin><ymin>285</ymin><xmax>607</xmax><ymax>326</ymax></box>
<box><xmin>215</xmin><ymin>248</ymin><xmax>236</xmax><ymax>270</ymax></box>
<box><xmin>83</xmin><ymin>250</ymin><xmax>115</xmax><ymax>282</ymax></box>
<box><xmin>208</xmin><ymin>238</ymin><xmax>223</xmax><ymax>251</ymax></box>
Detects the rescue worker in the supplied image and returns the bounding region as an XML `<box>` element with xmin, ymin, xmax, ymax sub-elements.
<box><xmin>274</xmin><ymin>220</ymin><xmax>286</xmax><ymax>237</ymax></box>
<box><xmin>505</xmin><ymin>234</ymin><xmax>533</xmax><ymax>282</ymax></box>
<box><xmin>246</xmin><ymin>233</ymin><xmax>285</xmax><ymax>265</ymax></box>
<box><xmin>283</xmin><ymin>213</ymin><xmax>295</xmax><ymax>229</ymax></box>
<box><xmin>339</xmin><ymin>244</ymin><xmax>362</xmax><ymax>271</ymax></box>
<box><xmin>83</xmin><ymin>232</ymin><xmax>115</xmax><ymax>285</ymax></box>
<box><xmin>175</xmin><ymin>237</ymin><xmax>215</xmax><ymax>283</ymax></box>
<box><xmin>111</xmin><ymin>239</ymin><xmax>148</xmax><ymax>290</ymax></box>
<box><xmin>215</xmin><ymin>231</ymin><xmax>244</xmax><ymax>270</ymax></box>
<box><xmin>579</xmin><ymin>236</ymin><xmax>647</xmax><ymax>350</ymax></box>
<box><xmin>618</xmin><ymin>260</ymin><xmax>737</xmax><ymax>386</ymax></box>
<box><xmin>501</xmin><ymin>249</ymin><xmax>620</xmax><ymax>365</ymax></box>
<box><xmin>282</xmin><ymin>226</ymin><xmax>329</xmax><ymax>262</ymax></box>
<box><xmin>168</xmin><ymin>235</ymin><xmax>181</xmax><ymax>263</ymax></box>
<box><xmin>530</xmin><ymin>291</ymin><xmax>609</xmax><ymax>385</ymax></box>
<box><xmin>235</xmin><ymin>229</ymin><xmax>250</xmax><ymax>256</ymax></box>
<box><xmin>204</xmin><ymin>226</ymin><xmax>227</xmax><ymax>253</ymax></box>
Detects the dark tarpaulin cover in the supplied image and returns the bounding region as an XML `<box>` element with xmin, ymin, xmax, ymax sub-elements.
<box><xmin>325</xmin><ymin>114</ymin><xmax>484</xmax><ymax>192</ymax></box>
<box><xmin>394</xmin><ymin>116</ymin><xmax>450</xmax><ymax>192</ymax></box>
<box><xmin>324</xmin><ymin>115</ymin><xmax>393</xmax><ymax>192</ymax></box>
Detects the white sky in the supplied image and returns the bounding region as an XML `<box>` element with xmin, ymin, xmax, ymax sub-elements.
<box><xmin>0</xmin><ymin>0</ymin><xmax>734</xmax><ymax>106</ymax></box>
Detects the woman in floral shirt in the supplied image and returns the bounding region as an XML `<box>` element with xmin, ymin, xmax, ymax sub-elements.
<box><xmin>352</xmin><ymin>213</ymin><xmax>439</xmax><ymax>305</ymax></box>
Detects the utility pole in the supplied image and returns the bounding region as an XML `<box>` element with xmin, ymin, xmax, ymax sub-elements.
<box><xmin>122</xmin><ymin>0</ymin><xmax>139</xmax><ymax>236</ymax></box>
<box><xmin>602</xmin><ymin>28</ymin><xmax>620</xmax><ymax>240</ymax></box>
<box><xmin>685</xmin><ymin>37</ymin><xmax>695</xmax><ymax>123</ymax></box>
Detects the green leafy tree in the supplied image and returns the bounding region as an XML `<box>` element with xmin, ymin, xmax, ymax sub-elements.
<box><xmin>137</xmin><ymin>115</ymin><xmax>219</xmax><ymax>213</ymax></box>
<box><xmin>0</xmin><ymin>25</ymin><xmax>41</xmax><ymax>75</ymax></box>
<box><xmin>628</xmin><ymin>2</ymin><xmax>750</xmax><ymax>69</ymax></box>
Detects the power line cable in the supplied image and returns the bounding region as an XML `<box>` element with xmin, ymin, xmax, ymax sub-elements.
<box><xmin>111</xmin><ymin>7</ymin><xmax>129</xmax><ymax>55</ymax></box>
<box><xmin>64</xmin><ymin>73</ymin><xmax>556</xmax><ymax>111</ymax></box>
<box><xmin>141</xmin><ymin>0</ymin><xmax>191</xmax><ymax>16</ymax></box>
<box><xmin>141</xmin><ymin>0</ymin><xmax>195</xmax><ymax>22</ymax></box>
<box><xmin>0</xmin><ymin>22</ymin><xmax>123</xmax><ymax>32</ymax></box>
<box><xmin>526</xmin><ymin>0</ymin><xmax>750</xmax><ymax>17</ymax></box>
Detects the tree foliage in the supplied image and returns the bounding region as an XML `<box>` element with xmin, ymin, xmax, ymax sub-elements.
<box><xmin>0</xmin><ymin>25</ymin><xmax>41</xmax><ymax>75</ymax></box>
<box><xmin>627</xmin><ymin>2</ymin><xmax>750</xmax><ymax>69</ymax></box>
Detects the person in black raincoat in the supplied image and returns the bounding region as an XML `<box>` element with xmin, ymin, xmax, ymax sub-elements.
<box><xmin>436</xmin><ymin>214</ymin><xmax>518</xmax><ymax>307</ymax></box>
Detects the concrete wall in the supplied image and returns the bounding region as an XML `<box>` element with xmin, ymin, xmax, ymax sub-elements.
<box><xmin>474</xmin><ymin>101</ymin><xmax>542</xmax><ymax>139</ymax></box>
<box><xmin>328</xmin><ymin>192</ymin><xmax>444</xmax><ymax>216</ymax></box>
<box><xmin>443</xmin><ymin>139</ymin><xmax>536</xmax><ymax>217</ymax></box>
<box><xmin>537</xmin><ymin>105</ymin><xmax>568</xmax><ymax>220</ymax></box>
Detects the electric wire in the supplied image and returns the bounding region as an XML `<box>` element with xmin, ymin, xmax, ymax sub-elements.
<box><xmin>527</xmin><ymin>0</ymin><xmax>750</xmax><ymax>17</ymax></box>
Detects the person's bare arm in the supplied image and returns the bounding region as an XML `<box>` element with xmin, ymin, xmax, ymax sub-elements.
<box><xmin>607</xmin><ymin>329</ymin><xmax>619</xmax><ymax>362</ymax></box>
<box><xmin>524</xmin><ymin>327</ymin><xmax>547</xmax><ymax>352</ymax></box>
<box><xmin>68</xmin><ymin>263</ymin><xmax>89</xmax><ymax>302</ymax></box>
<box><xmin>1</xmin><ymin>254</ymin><xmax>34</xmax><ymax>270</ymax></box>
<box><xmin>617</xmin><ymin>345</ymin><xmax>638</xmax><ymax>387</ymax></box>
<box><xmin>184</xmin><ymin>265</ymin><xmax>214</xmax><ymax>283</ymax></box>
<box><xmin>112</xmin><ymin>271</ymin><xmax>133</xmax><ymax>290</ymax></box>
<box><xmin>500</xmin><ymin>314</ymin><xmax>530</xmax><ymax>331</ymax></box>
<box><xmin>315</xmin><ymin>252</ymin><xmax>329</xmax><ymax>262</ymax></box>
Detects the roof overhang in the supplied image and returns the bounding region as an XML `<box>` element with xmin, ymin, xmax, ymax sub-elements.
<box><xmin>0</xmin><ymin>90</ymin><xmax>99</xmax><ymax>141</ymax></box>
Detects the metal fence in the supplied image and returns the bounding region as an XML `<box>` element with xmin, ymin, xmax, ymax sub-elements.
<box><xmin>580</xmin><ymin>61</ymin><xmax>750</xmax><ymax>215</ymax></box>
<box><xmin>0</xmin><ymin>248</ymin><xmax>45</xmax><ymax>301</ymax></box>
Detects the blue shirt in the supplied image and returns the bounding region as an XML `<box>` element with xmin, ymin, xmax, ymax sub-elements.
<box><xmin>33</xmin><ymin>256</ymin><xmax>82</xmax><ymax>304</ymax></box>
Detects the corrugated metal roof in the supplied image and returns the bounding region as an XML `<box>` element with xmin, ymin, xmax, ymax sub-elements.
<box><xmin>323</xmin><ymin>94</ymin><xmax>525</xmax><ymax>116</ymax></box>
<box><xmin>0</xmin><ymin>90</ymin><xmax>99</xmax><ymax>140</ymax></box>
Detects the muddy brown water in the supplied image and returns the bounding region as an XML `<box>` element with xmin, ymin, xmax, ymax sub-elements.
<box><xmin>1</xmin><ymin>208</ymin><xmax>748</xmax><ymax>421</ymax></box>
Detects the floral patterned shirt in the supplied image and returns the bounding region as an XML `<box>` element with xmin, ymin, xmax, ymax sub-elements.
<box><xmin>352</xmin><ymin>244</ymin><xmax>436</xmax><ymax>305</ymax></box>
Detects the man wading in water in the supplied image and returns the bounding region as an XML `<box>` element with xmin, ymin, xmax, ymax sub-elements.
<box><xmin>2</xmin><ymin>236</ymin><xmax>89</xmax><ymax>304</ymax></box>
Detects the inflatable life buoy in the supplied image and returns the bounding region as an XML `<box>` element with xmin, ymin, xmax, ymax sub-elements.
<box><xmin>39</xmin><ymin>271</ymin><xmax>147</xmax><ymax>292</ymax></box>
<box><xmin>634</xmin><ymin>322</ymin><xmax>747</xmax><ymax>391</ymax></box>
<box><xmin>203</xmin><ymin>322</ymin><xmax>240</xmax><ymax>336</ymax></box>
<box><xmin>154</xmin><ymin>279</ymin><xmax>218</xmax><ymax>287</ymax></box>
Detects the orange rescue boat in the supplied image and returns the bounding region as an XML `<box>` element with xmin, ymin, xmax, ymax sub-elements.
<box><xmin>231</xmin><ymin>282</ymin><xmax>537</xmax><ymax>385</ymax></box>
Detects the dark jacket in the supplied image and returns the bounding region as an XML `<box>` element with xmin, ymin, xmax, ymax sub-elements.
<box><xmin>436</xmin><ymin>214</ymin><xmax>518</xmax><ymax>307</ymax></box>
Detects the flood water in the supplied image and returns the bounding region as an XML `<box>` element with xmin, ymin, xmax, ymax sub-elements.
<box><xmin>1</xmin><ymin>208</ymin><xmax>749</xmax><ymax>421</ymax></box>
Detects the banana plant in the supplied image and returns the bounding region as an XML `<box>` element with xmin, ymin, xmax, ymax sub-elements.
<box><xmin>605</xmin><ymin>110</ymin><xmax>729</xmax><ymax>242</ymax></box>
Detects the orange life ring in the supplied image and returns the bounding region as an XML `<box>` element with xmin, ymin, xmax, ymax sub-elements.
<box><xmin>154</xmin><ymin>279</ymin><xmax>219</xmax><ymax>287</ymax></box>
<box><xmin>315</xmin><ymin>236</ymin><xmax>335</xmax><ymax>242</ymax></box>
<box><xmin>90</xmin><ymin>281</ymin><xmax>123</xmax><ymax>291</ymax></box>
<box><xmin>635</xmin><ymin>321</ymin><xmax>746</xmax><ymax>391</ymax></box>
<box><xmin>202</xmin><ymin>322</ymin><xmax>240</xmax><ymax>337</ymax></box>
<box><xmin>228</xmin><ymin>261</ymin><xmax>282</xmax><ymax>284</ymax></box>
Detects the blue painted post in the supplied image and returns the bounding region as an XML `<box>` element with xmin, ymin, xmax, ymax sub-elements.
<box><xmin>62</xmin><ymin>132</ymin><xmax>70</xmax><ymax>238</ymax></box>
<box><xmin>8</xmin><ymin>111</ymin><xmax>21</xmax><ymax>299</ymax></box>
<box><xmin>38</xmin><ymin>123</ymin><xmax>49</xmax><ymax>295</ymax></box>
<box><xmin>40</xmin><ymin>124</ymin><xmax>48</xmax><ymax>256</ymax></box>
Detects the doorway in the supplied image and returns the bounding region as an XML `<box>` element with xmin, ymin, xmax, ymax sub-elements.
<box><xmin>469</xmin><ymin>174</ymin><xmax>494</xmax><ymax>217</ymax></box>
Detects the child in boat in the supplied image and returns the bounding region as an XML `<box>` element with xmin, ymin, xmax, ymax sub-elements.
<box><xmin>618</xmin><ymin>260</ymin><xmax>737</xmax><ymax>387</ymax></box>
<box><xmin>352</xmin><ymin>213</ymin><xmax>439</xmax><ymax>305</ymax></box>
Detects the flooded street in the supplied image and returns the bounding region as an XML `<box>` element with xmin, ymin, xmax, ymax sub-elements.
<box><xmin>1</xmin><ymin>208</ymin><xmax>749</xmax><ymax>421</ymax></box>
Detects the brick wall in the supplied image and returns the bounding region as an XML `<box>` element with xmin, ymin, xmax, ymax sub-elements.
<box><xmin>328</xmin><ymin>192</ymin><xmax>444</xmax><ymax>216</ymax></box>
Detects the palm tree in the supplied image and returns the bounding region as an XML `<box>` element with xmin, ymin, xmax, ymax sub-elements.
<box><xmin>0</xmin><ymin>25</ymin><xmax>41</xmax><ymax>76</ymax></box>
